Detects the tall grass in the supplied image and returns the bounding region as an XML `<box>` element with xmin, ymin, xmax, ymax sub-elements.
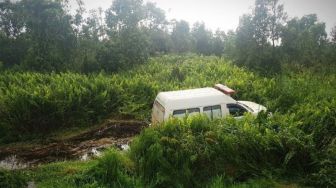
<box><xmin>0</xmin><ymin>55</ymin><xmax>335</xmax><ymax>142</ymax></box>
<box><xmin>0</xmin><ymin>55</ymin><xmax>268</xmax><ymax>141</ymax></box>
<box><xmin>0</xmin><ymin>54</ymin><xmax>335</xmax><ymax>187</ymax></box>
<box><xmin>128</xmin><ymin>115</ymin><xmax>315</xmax><ymax>187</ymax></box>
<box><xmin>0</xmin><ymin>72</ymin><xmax>124</xmax><ymax>141</ymax></box>
<box><xmin>0</xmin><ymin>169</ymin><xmax>27</xmax><ymax>188</ymax></box>
<box><xmin>28</xmin><ymin>114</ymin><xmax>329</xmax><ymax>187</ymax></box>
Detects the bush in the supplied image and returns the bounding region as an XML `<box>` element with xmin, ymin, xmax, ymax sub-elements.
<box><xmin>0</xmin><ymin>72</ymin><xmax>123</xmax><ymax>141</ymax></box>
<box><xmin>206</xmin><ymin>176</ymin><xmax>277</xmax><ymax>188</ymax></box>
<box><xmin>129</xmin><ymin>115</ymin><xmax>315</xmax><ymax>187</ymax></box>
<box><xmin>0</xmin><ymin>169</ymin><xmax>27</xmax><ymax>188</ymax></box>
<box><xmin>307</xmin><ymin>139</ymin><xmax>336</xmax><ymax>187</ymax></box>
<box><xmin>85</xmin><ymin>149</ymin><xmax>139</xmax><ymax>188</ymax></box>
<box><xmin>0</xmin><ymin>61</ymin><xmax>3</xmax><ymax>71</ymax></box>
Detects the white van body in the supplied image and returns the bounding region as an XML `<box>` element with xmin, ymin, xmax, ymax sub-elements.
<box><xmin>151</xmin><ymin>87</ymin><xmax>266</xmax><ymax>124</ymax></box>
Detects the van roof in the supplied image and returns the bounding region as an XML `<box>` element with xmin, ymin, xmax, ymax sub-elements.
<box><xmin>156</xmin><ymin>87</ymin><xmax>236</xmax><ymax>110</ymax></box>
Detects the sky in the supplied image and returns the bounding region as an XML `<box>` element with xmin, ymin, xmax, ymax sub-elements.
<box><xmin>69</xmin><ymin>0</ymin><xmax>336</xmax><ymax>33</ymax></box>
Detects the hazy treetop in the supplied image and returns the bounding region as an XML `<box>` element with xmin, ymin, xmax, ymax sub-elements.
<box><xmin>69</xmin><ymin>0</ymin><xmax>335</xmax><ymax>32</ymax></box>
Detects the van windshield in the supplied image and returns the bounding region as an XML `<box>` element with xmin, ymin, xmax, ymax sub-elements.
<box><xmin>227</xmin><ymin>104</ymin><xmax>248</xmax><ymax>117</ymax></box>
<box><xmin>237</xmin><ymin>102</ymin><xmax>253</xmax><ymax>112</ymax></box>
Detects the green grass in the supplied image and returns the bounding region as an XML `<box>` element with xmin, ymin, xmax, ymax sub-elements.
<box><xmin>25</xmin><ymin>160</ymin><xmax>97</xmax><ymax>188</ymax></box>
<box><xmin>206</xmin><ymin>176</ymin><xmax>300</xmax><ymax>188</ymax></box>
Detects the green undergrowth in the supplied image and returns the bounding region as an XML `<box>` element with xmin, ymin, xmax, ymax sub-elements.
<box><xmin>12</xmin><ymin>113</ymin><xmax>334</xmax><ymax>187</ymax></box>
<box><xmin>0</xmin><ymin>54</ymin><xmax>335</xmax><ymax>187</ymax></box>
<box><xmin>1</xmin><ymin>55</ymin><xmax>335</xmax><ymax>144</ymax></box>
<box><xmin>0</xmin><ymin>169</ymin><xmax>27</xmax><ymax>188</ymax></box>
<box><xmin>129</xmin><ymin>115</ymin><xmax>313</xmax><ymax>187</ymax></box>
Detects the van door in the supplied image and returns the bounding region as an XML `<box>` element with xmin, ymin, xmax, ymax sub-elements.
<box><xmin>152</xmin><ymin>100</ymin><xmax>165</xmax><ymax>124</ymax></box>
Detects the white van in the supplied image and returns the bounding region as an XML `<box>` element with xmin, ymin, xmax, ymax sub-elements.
<box><xmin>151</xmin><ymin>84</ymin><xmax>266</xmax><ymax>124</ymax></box>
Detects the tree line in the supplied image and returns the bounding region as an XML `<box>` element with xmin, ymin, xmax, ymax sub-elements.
<box><xmin>0</xmin><ymin>0</ymin><xmax>335</xmax><ymax>73</ymax></box>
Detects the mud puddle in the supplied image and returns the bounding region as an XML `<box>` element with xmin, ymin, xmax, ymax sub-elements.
<box><xmin>0</xmin><ymin>120</ymin><xmax>147</xmax><ymax>170</ymax></box>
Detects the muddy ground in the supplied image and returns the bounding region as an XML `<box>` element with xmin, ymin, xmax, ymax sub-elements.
<box><xmin>0</xmin><ymin>120</ymin><xmax>147</xmax><ymax>169</ymax></box>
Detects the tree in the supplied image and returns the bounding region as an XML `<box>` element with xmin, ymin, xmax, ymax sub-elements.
<box><xmin>82</xmin><ymin>8</ymin><xmax>106</xmax><ymax>40</ymax></box>
<box><xmin>72</xmin><ymin>7</ymin><xmax>106</xmax><ymax>73</ymax></box>
<box><xmin>73</xmin><ymin>0</ymin><xmax>85</xmax><ymax>38</ymax></box>
<box><xmin>0</xmin><ymin>0</ymin><xmax>76</xmax><ymax>70</ymax></box>
<box><xmin>268</xmin><ymin>0</ymin><xmax>286</xmax><ymax>48</ymax></box>
<box><xmin>147</xmin><ymin>28</ymin><xmax>172</xmax><ymax>55</ymax></box>
<box><xmin>212</xmin><ymin>29</ymin><xmax>226</xmax><ymax>56</ymax></box>
<box><xmin>105</xmin><ymin>0</ymin><xmax>145</xmax><ymax>33</ymax></box>
<box><xmin>281</xmin><ymin>14</ymin><xmax>327</xmax><ymax>64</ymax></box>
<box><xmin>21</xmin><ymin>0</ymin><xmax>76</xmax><ymax>71</ymax></box>
<box><xmin>252</xmin><ymin>0</ymin><xmax>286</xmax><ymax>49</ymax></box>
<box><xmin>104</xmin><ymin>0</ymin><xmax>149</xmax><ymax>71</ymax></box>
<box><xmin>171</xmin><ymin>20</ymin><xmax>192</xmax><ymax>53</ymax></box>
<box><xmin>253</xmin><ymin>0</ymin><xmax>269</xmax><ymax>49</ymax></box>
<box><xmin>143</xmin><ymin>2</ymin><xmax>166</xmax><ymax>30</ymax></box>
<box><xmin>191</xmin><ymin>22</ymin><xmax>213</xmax><ymax>55</ymax></box>
<box><xmin>235</xmin><ymin>14</ymin><xmax>260</xmax><ymax>68</ymax></box>
<box><xmin>0</xmin><ymin>0</ymin><xmax>28</xmax><ymax>67</ymax></box>
<box><xmin>142</xmin><ymin>2</ymin><xmax>172</xmax><ymax>55</ymax></box>
<box><xmin>223</xmin><ymin>30</ymin><xmax>236</xmax><ymax>59</ymax></box>
<box><xmin>331</xmin><ymin>25</ymin><xmax>336</xmax><ymax>44</ymax></box>
<box><xmin>233</xmin><ymin>0</ymin><xmax>286</xmax><ymax>73</ymax></box>
<box><xmin>0</xmin><ymin>0</ymin><xmax>25</xmax><ymax>38</ymax></box>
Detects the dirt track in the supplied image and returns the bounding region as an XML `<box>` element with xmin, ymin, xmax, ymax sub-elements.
<box><xmin>0</xmin><ymin>120</ymin><xmax>147</xmax><ymax>169</ymax></box>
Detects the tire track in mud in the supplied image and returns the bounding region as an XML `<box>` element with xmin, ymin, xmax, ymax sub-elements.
<box><xmin>0</xmin><ymin>120</ymin><xmax>147</xmax><ymax>169</ymax></box>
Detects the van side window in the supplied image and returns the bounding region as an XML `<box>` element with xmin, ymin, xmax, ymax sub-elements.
<box><xmin>187</xmin><ymin>108</ymin><xmax>200</xmax><ymax>116</ymax></box>
<box><xmin>227</xmin><ymin>104</ymin><xmax>247</xmax><ymax>117</ymax></box>
<box><xmin>173</xmin><ymin>108</ymin><xmax>200</xmax><ymax>118</ymax></box>
<box><xmin>203</xmin><ymin>105</ymin><xmax>222</xmax><ymax>119</ymax></box>
<box><xmin>173</xmin><ymin>109</ymin><xmax>186</xmax><ymax>118</ymax></box>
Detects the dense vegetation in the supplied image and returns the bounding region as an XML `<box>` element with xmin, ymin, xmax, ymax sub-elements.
<box><xmin>0</xmin><ymin>55</ymin><xmax>335</xmax><ymax>187</ymax></box>
<box><xmin>0</xmin><ymin>0</ymin><xmax>335</xmax><ymax>187</ymax></box>
<box><xmin>2</xmin><ymin>55</ymin><xmax>334</xmax><ymax>141</ymax></box>
<box><xmin>1</xmin><ymin>0</ymin><xmax>336</xmax><ymax>74</ymax></box>
<box><xmin>1</xmin><ymin>55</ymin><xmax>259</xmax><ymax>141</ymax></box>
<box><xmin>2</xmin><ymin>113</ymin><xmax>334</xmax><ymax>187</ymax></box>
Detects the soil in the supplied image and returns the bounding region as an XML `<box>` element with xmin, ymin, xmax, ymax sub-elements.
<box><xmin>0</xmin><ymin>120</ymin><xmax>147</xmax><ymax>169</ymax></box>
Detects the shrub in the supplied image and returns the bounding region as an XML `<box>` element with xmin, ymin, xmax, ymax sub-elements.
<box><xmin>206</xmin><ymin>176</ymin><xmax>277</xmax><ymax>188</ymax></box>
<box><xmin>129</xmin><ymin>115</ymin><xmax>315</xmax><ymax>187</ymax></box>
<box><xmin>0</xmin><ymin>61</ymin><xmax>3</xmax><ymax>71</ymax></box>
<box><xmin>0</xmin><ymin>72</ymin><xmax>123</xmax><ymax>141</ymax></box>
<box><xmin>307</xmin><ymin>139</ymin><xmax>336</xmax><ymax>187</ymax></box>
<box><xmin>85</xmin><ymin>149</ymin><xmax>139</xmax><ymax>188</ymax></box>
<box><xmin>0</xmin><ymin>169</ymin><xmax>27</xmax><ymax>188</ymax></box>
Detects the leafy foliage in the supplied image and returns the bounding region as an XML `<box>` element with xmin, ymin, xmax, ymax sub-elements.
<box><xmin>85</xmin><ymin>149</ymin><xmax>139</xmax><ymax>187</ymax></box>
<box><xmin>1</xmin><ymin>55</ymin><xmax>334</xmax><ymax>187</ymax></box>
<box><xmin>0</xmin><ymin>169</ymin><xmax>27</xmax><ymax>188</ymax></box>
<box><xmin>1</xmin><ymin>55</ymin><xmax>335</xmax><ymax>143</ymax></box>
<box><xmin>129</xmin><ymin>115</ymin><xmax>315</xmax><ymax>187</ymax></box>
<box><xmin>1</xmin><ymin>0</ymin><xmax>335</xmax><ymax>73</ymax></box>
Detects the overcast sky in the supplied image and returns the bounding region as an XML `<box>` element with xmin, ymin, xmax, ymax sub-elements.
<box><xmin>69</xmin><ymin>0</ymin><xmax>336</xmax><ymax>33</ymax></box>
